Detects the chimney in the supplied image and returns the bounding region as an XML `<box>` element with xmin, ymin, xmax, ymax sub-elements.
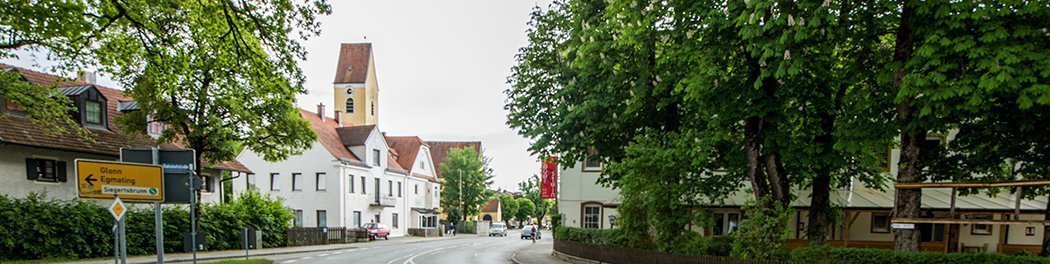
<box><xmin>78</xmin><ymin>71</ymin><xmax>96</xmax><ymax>84</ymax></box>
<box><xmin>317</xmin><ymin>103</ymin><xmax>325</xmax><ymax>122</ymax></box>
<box><xmin>334</xmin><ymin>110</ymin><xmax>342</xmax><ymax>126</ymax></box>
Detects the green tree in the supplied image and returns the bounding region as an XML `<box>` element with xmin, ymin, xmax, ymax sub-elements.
<box><xmin>439</xmin><ymin>147</ymin><xmax>494</xmax><ymax>223</ymax></box>
<box><xmin>515</xmin><ymin>197</ymin><xmax>536</xmax><ymax>224</ymax></box>
<box><xmin>94</xmin><ymin>0</ymin><xmax>329</xmax><ymax>229</ymax></box>
<box><xmin>499</xmin><ymin>194</ymin><xmax>518</xmax><ymax>225</ymax></box>
<box><xmin>517</xmin><ymin>176</ymin><xmax>557</xmax><ymax>227</ymax></box>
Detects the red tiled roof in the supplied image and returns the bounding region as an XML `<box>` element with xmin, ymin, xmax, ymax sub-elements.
<box><xmin>481</xmin><ymin>199</ymin><xmax>500</xmax><ymax>212</ymax></box>
<box><xmin>333</xmin><ymin>43</ymin><xmax>371</xmax><ymax>84</ymax></box>
<box><xmin>335</xmin><ymin>125</ymin><xmax>375</xmax><ymax>146</ymax></box>
<box><xmin>299</xmin><ymin>108</ymin><xmax>360</xmax><ymax>163</ymax></box>
<box><xmin>0</xmin><ymin>63</ymin><xmax>252</xmax><ymax>172</ymax></box>
<box><xmin>386</xmin><ymin>136</ymin><xmax>426</xmax><ymax>173</ymax></box>
<box><xmin>411</xmin><ymin>173</ymin><xmax>438</xmax><ymax>183</ymax></box>
<box><xmin>425</xmin><ymin>141</ymin><xmax>482</xmax><ymax>177</ymax></box>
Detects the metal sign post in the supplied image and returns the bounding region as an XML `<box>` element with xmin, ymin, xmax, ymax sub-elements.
<box><xmin>190</xmin><ymin>171</ymin><xmax>198</xmax><ymax>264</ymax></box>
<box><xmin>109</xmin><ymin>197</ymin><xmax>128</xmax><ymax>264</ymax></box>
<box><xmin>152</xmin><ymin>147</ymin><xmax>165</xmax><ymax>264</ymax></box>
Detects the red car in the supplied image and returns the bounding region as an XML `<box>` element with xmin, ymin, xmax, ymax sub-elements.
<box><xmin>362</xmin><ymin>223</ymin><xmax>390</xmax><ymax>240</ymax></box>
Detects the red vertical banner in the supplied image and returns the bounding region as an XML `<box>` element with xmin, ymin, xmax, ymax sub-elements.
<box><xmin>540</xmin><ymin>157</ymin><xmax>558</xmax><ymax>199</ymax></box>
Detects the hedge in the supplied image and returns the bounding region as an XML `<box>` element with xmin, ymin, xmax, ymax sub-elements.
<box><xmin>0</xmin><ymin>190</ymin><xmax>293</xmax><ymax>261</ymax></box>
<box><xmin>554</xmin><ymin>226</ymin><xmax>1050</xmax><ymax>263</ymax></box>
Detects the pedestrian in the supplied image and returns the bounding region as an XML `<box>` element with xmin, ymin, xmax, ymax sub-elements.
<box><xmin>530</xmin><ymin>226</ymin><xmax>537</xmax><ymax>243</ymax></box>
<box><xmin>450</xmin><ymin>223</ymin><xmax>456</xmax><ymax>236</ymax></box>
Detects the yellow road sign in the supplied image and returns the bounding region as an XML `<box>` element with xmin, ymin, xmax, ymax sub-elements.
<box><xmin>109</xmin><ymin>197</ymin><xmax>127</xmax><ymax>220</ymax></box>
<box><xmin>76</xmin><ymin>159</ymin><xmax>164</xmax><ymax>202</ymax></box>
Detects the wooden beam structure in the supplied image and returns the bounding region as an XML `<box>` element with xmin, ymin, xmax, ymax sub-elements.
<box><xmin>895</xmin><ymin>179</ymin><xmax>1050</xmax><ymax>189</ymax></box>
<box><xmin>892</xmin><ymin>217</ymin><xmax>1050</xmax><ymax>226</ymax></box>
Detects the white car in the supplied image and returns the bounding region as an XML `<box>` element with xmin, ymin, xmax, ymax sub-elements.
<box><xmin>520</xmin><ymin>225</ymin><xmax>541</xmax><ymax>239</ymax></box>
<box><xmin>489</xmin><ymin>223</ymin><xmax>507</xmax><ymax>236</ymax></box>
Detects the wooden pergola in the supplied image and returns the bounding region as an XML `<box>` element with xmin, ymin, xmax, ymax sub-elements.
<box><xmin>891</xmin><ymin>179</ymin><xmax>1050</xmax><ymax>253</ymax></box>
<box><xmin>892</xmin><ymin>179</ymin><xmax>1050</xmax><ymax>225</ymax></box>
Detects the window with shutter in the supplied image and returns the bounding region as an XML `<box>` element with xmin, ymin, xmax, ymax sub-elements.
<box><xmin>25</xmin><ymin>158</ymin><xmax>63</xmax><ymax>182</ymax></box>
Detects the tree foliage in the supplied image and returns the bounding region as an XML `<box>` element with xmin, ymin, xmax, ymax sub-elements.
<box><xmin>499</xmin><ymin>194</ymin><xmax>518</xmax><ymax>224</ymax></box>
<box><xmin>508</xmin><ymin>0</ymin><xmax>1048</xmax><ymax>253</ymax></box>
<box><xmin>439</xmin><ymin>147</ymin><xmax>494</xmax><ymax>222</ymax></box>
<box><xmin>515</xmin><ymin>197</ymin><xmax>536</xmax><ymax>224</ymax></box>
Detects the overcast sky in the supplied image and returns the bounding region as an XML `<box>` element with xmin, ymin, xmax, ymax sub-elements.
<box><xmin>298</xmin><ymin>1</ymin><xmax>554</xmax><ymax>192</ymax></box>
<box><xmin>6</xmin><ymin>1</ymin><xmax>551</xmax><ymax>192</ymax></box>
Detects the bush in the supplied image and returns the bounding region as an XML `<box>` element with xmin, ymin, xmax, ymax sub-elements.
<box><xmin>0</xmin><ymin>190</ymin><xmax>293</xmax><ymax>261</ymax></box>
<box><xmin>555</xmin><ymin>226</ymin><xmax>1050</xmax><ymax>263</ymax></box>
<box><xmin>789</xmin><ymin>246</ymin><xmax>1050</xmax><ymax>264</ymax></box>
<box><xmin>731</xmin><ymin>198</ymin><xmax>792</xmax><ymax>260</ymax></box>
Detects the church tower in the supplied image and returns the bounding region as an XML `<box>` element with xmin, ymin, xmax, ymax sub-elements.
<box><xmin>333</xmin><ymin>43</ymin><xmax>379</xmax><ymax>126</ymax></box>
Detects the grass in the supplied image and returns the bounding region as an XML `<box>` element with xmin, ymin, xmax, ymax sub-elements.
<box><xmin>207</xmin><ymin>259</ymin><xmax>273</xmax><ymax>264</ymax></box>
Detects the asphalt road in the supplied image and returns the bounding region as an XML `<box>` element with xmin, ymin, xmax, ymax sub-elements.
<box><xmin>263</xmin><ymin>231</ymin><xmax>549</xmax><ymax>264</ymax></box>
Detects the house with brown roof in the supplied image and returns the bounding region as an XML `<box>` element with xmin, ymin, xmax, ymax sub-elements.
<box><xmin>0</xmin><ymin>64</ymin><xmax>251</xmax><ymax>203</ymax></box>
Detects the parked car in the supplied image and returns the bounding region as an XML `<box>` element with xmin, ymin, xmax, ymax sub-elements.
<box><xmin>490</xmin><ymin>223</ymin><xmax>507</xmax><ymax>237</ymax></box>
<box><xmin>362</xmin><ymin>223</ymin><xmax>390</xmax><ymax>240</ymax></box>
<box><xmin>520</xmin><ymin>225</ymin><xmax>541</xmax><ymax>239</ymax></box>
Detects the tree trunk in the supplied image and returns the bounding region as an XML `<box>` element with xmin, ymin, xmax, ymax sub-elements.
<box><xmin>807</xmin><ymin>112</ymin><xmax>835</xmax><ymax>245</ymax></box>
<box><xmin>192</xmin><ymin>142</ymin><xmax>205</xmax><ymax>232</ymax></box>
<box><xmin>745</xmin><ymin>116</ymin><xmax>770</xmax><ymax>199</ymax></box>
<box><xmin>891</xmin><ymin>1</ymin><xmax>921</xmax><ymax>252</ymax></box>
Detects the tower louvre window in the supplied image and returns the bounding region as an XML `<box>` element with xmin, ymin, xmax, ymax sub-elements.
<box><xmin>346</xmin><ymin>97</ymin><xmax>355</xmax><ymax>113</ymax></box>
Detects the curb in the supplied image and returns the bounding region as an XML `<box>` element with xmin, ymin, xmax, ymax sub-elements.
<box><xmin>79</xmin><ymin>245</ymin><xmax>360</xmax><ymax>264</ymax></box>
<box><xmin>551</xmin><ymin>250</ymin><xmax>601</xmax><ymax>264</ymax></box>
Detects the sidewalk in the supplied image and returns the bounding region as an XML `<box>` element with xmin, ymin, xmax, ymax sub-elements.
<box><xmin>511</xmin><ymin>239</ymin><xmax>590</xmax><ymax>264</ymax></box>
<box><xmin>64</xmin><ymin>235</ymin><xmax>461</xmax><ymax>264</ymax></box>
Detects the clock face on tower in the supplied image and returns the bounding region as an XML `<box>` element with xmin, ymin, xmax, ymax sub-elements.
<box><xmin>345</xmin><ymin>89</ymin><xmax>353</xmax><ymax>95</ymax></box>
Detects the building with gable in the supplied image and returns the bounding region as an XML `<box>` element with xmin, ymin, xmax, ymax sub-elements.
<box><xmin>234</xmin><ymin>43</ymin><xmax>483</xmax><ymax>236</ymax></box>
<box><xmin>0</xmin><ymin>64</ymin><xmax>252</xmax><ymax>204</ymax></box>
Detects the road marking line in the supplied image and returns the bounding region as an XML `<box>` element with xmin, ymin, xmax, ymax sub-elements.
<box><xmin>301</xmin><ymin>256</ymin><xmax>312</xmax><ymax>260</ymax></box>
<box><xmin>403</xmin><ymin>247</ymin><xmax>445</xmax><ymax>264</ymax></box>
<box><xmin>282</xmin><ymin>260</ymin><xmax>297</xmax><ymax>264</ymax></box>
<box><xmin>319</xmin><ymin>253</ymin><xmax>329</xmax><ymax>257</ymax></box>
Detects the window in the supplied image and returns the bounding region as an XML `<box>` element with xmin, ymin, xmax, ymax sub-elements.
<box><xmin>920</xmin><ymin>223</ymin><xmax>945</xmax><ymax>242</ymax></box>
<box><xmin>393</xmin><ymin>213</ymin><xmax>399</xmax><ymax>228</ymax></box>
<box><xmin>247</xmin><ymin>174</ymin><xmax>256</xmax><ymax>190</ymax></box>
<box><xmin>317</xmin><ymin>210</ymin><xmax>327</xmax><ymax>227</ymax></box>
<box><xmin>871</xmin><ymin>213</ymin><xmax>890</xmax><ymax>233</ymax></box>
<box><xmin>374</xmin><ymin>214</ymin><xmax>381</xmax><ymax>223</ymax></box>
<box><xmin>292</xmin><ymin>173</ymin><xmax>302</xmax><ymax>191</ymax></box>
<box><xmin>1027</xmin><ymin>227</ymin><xmax>1036</xmax><ymax>236</ymax></box>
<box><xmin>345</xmin><ymin>98</ymin><xmax>354</xmax><ymax>113</ymax></box>
<box><xmin>361</xmin><ymin>176</ymin><xmax>367</xmax><ymax>194</ymax></box>
<box><xmin>970</xmin><ymin>214</ymin><xmax>993</xmax><ymax>235</ymax></box>
<box><xmin>316</xmin><ymin>173</ymin><xmax>326</xmax><ymax>191</ymax></box>
<box><xmin>371</xmin><ymin>100</ymin><xmax>375</xmax><ymax>116</ymax></box>
<box><xmin>348</xmin><ymin>175</ymin><xmax>355</xmax><ymax>193</ymax></box>
<box><xmin>147</xmin><ymin>120</ymin><xmax>166</xmax><ymax>137</ymax></box>
<box><xmin>397</xmin><ymin>182</ymin><xmax>403</xmax><ymax>197</ymax></box>
<box><xmin>414</xmin><ymin>184</ymin><xmax>419</xmax><ymax>194</ymax></box>
<box><xmin>419</xmin><ymin>161</ymin><xmax>425</xmax><ymax>170</ymax></box>
<box><xmin>202</xmin><ymin>175</ymin><xmax>214</xmax><ymax>193</ymax></box>
<box><xmin>270</xmin><ymin>173</ymin><xmax>280</xmax><ymax>191</ymax></box>
<box><xmin>85</xmin><ymin>100</ymin><xmax>102</xmax><ymax>124</ymax></box>
<box><xmin>372</xmin><ymin>149</ymin><xmax>381</xmax><ymax>166</ymax></box>
<box><xmin>583</xmin><ymin>204</ymin><xmax>601</xmax><ymax>229</ymax></box>
<box><xmin>353</xmin><ymin>211</ymin><xmax>362</xmax><ymax>227</ymax></box>
<box><xmin>25</xmin><ymin>158</ymin><xmax>66</xmax><ymax>182</ymax></box>
<box><xmin>713</xmin><ymin>213</ymin><xmax>726</xmax><ymax>235</ymax></box>
<box><xmin>388</xmin><ymin>180</ymin><xmax>393</xmax><ymax>196</ymax></box>
<box><xmin>294</xmin><ymin>210</ymin><xmax>303</xmax><ymax>227</ymax></box>
<box><xmin>583</xmin><ymin>151</ymin><xmax>602</xmax><ymax>171</ymax></box>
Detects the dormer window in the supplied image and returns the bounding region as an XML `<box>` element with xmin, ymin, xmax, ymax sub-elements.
<box><xmin>85</xmin><ymin>100</ymin><xmax>102</xmax><ymax>124</ymax></box>
<box><xmin>373</xmin><ymin>149</ymin><xmax>381</xmax><ymax>166</ymax></box>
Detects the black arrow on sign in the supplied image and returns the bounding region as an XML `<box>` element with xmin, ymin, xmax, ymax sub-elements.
<box><xmin>85</xmin><ymin>174</ymin><xmax>97</xmax><ymax>188</ymax></box>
